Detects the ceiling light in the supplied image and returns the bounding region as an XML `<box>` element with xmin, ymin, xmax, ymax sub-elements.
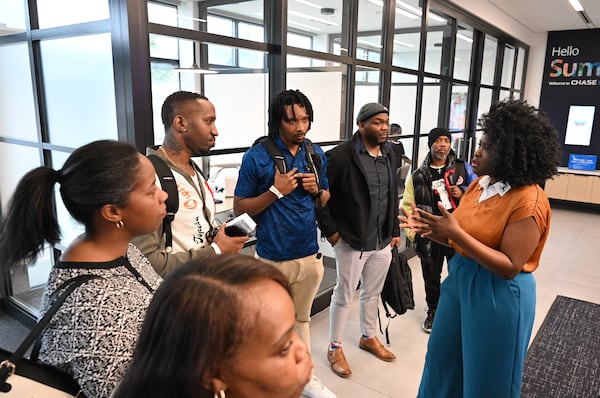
<box><xmin>396</xmin><ymin>8</ymin><xmax>419</xmax><ymax>19</ymax></box>
<box><xmin>394</xmin><ymin>40</ymin><xmax>415</xmax><ymax>48</ymax></box>
<box><xmin>293</xmin><ymin>0</ymin><xmax>322</xmax><ymax>9</ymax></box>
<box><xmin>457</xmin><ymin>33</ymin><xmax>473</xmax><ymax>43</ymax></box>
<box><xmin>289</xmin><ymin>10</ymin><xmax>338</xmax><ymax>26</ymax></box>
<box><xmin>176</xmin><ymin>14</ymin><xmax>207</xmax><ymax>23</ymax></box>
<box><xmin>428</xmin><ymin>13</ymin><xmax>447</xmax><ymax>23</ymax></box>
<box><xmin>568</xmin><ymin>0</ymin><xmax>584</xmax><ymax>12</ymax></box>
<box><xmin>396</xmin><ymin>0</ymin><xmax>422</xmax><ymax>15</ymax></box>
<box><xmin>357</xmin><ymin>38</ymin><xmax>383</xmax><ymax>49</ymax></box>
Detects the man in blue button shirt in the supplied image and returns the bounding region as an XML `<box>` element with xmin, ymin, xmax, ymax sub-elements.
<box><xmin>234</xmin><ymin>89</ymin><xmax>334</xmax><ymax>398</ymax></box>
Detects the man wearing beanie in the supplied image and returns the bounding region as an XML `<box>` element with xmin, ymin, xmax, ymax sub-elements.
<box><xmin>318</xmin><ymin>103</ymin><xmax>401</xmax><ymax>378</ymax></box>
<box><xmin>401</xmin><ymin>127</ymin><xmax>476</xmax><ymax>333</ymax></box>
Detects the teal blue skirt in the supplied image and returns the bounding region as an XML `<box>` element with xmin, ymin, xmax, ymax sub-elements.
<box><xmin>417</xmin><ymin>253</ymin><xmax>536</xmax><ymax>398</ymax></box>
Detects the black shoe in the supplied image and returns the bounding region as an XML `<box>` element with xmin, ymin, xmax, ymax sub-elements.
<box><xmin>422</xmin><ymin>310</ymin><xmax>435</xmax><ymax>333</ymax></box>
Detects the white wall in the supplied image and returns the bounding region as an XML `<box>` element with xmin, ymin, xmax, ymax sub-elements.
<box><xmin>448</xmin><ymin>0</ymin><xmax>548</xmax><ymax>106</ymax></box>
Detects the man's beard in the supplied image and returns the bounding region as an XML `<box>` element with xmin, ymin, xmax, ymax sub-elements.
<box><xmin>365</xmin><ymin>131</ymin><xmax>384</xmax><ymax>147</ymax></box>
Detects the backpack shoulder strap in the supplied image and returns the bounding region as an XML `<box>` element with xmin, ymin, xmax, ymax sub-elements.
<box><xmin>303</xmin><ymin>138</ymin><xmax>322</xmax><ymax>189</ymax></box>
<box><xmin>256</xmin><ymin>137</ymin><xmax>287</xmax><ymax>174</ymax></box>
<box><xmin>147</xmin><ymin>154</ymin><xmax>178</xmax><ymax>252</ymax></box>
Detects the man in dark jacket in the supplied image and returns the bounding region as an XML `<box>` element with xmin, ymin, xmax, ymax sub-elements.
<box><xmin>318</xmin><ymin>103</ymin><xmax>401</xmax><ymax>378</ymax></box>
<box><xmin>401</xmin><ymin>127</ymin><xmax>477</xmax><ymax>333</ymax></box>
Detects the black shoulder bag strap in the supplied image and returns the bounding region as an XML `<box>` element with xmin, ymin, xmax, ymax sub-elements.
<box><xmin>147</xmin><ymin>154</ymin><xmax>179</xmax><ymax>252</ymax></box>
<box><xmin>0</xmin><ymin>274</ymin><xmax>101</xmax><ymax>387</ymax></box>
<box><xmin>259</xmin><ymin>137</ymin><xmax>287</xmax><ymax>174</ymax></box>
<box><xmin>303</xmin><ymin>139</ymin><xmax>321</xmax><ymax>190</ymax></box>
<box><xmin>260</xmin><ymin>137</ymin><xmax>322</xmax><ymax>188</ymax></box>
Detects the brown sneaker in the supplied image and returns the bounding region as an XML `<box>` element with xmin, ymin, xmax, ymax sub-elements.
<box><xmin>327</xmin><ymin>347</ymin><xmax>352</xmax><ymax>378</ymax></box>
<box><xmin>358</xmin><ymin>336</ymin><xmax>396</xmax><ymax>362</ymax></box>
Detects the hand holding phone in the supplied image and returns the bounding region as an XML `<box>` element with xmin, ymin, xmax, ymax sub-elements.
<box><xmin>225</xmin><ymin>213</ymin><xmax>256</xmax><ymax>237</ymax></box>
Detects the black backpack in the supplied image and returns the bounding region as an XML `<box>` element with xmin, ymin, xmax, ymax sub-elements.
<box><xmin>379</xmin><ymin>247</ymin><xmax>415</xmax><ymax>345</ymax></box>
<box><xmin>147</xmin><ymin>154</ymin><xmax>179</xmax><ymax>253</ymax></box>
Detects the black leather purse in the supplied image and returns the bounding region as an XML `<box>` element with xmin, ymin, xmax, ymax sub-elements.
<box><xmin>0</xmin><ymin>274</ymin><xmax>100</xmax><ymax>397</ymax></box>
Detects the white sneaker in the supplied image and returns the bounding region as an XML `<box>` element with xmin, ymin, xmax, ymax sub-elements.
<box><xmin>302</xmin><ymin>374</ymin><xmax>336</xmax><ymax>398</ymax></box>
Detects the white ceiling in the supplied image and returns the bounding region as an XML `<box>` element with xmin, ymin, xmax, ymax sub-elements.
<box><xmin>487</xmin><ymin>0</ymin><xmax>599</xmax><ymax>32</ymax></box>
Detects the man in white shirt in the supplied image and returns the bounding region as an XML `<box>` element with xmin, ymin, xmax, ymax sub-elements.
<box><xmin>133</xmin><ymin>91</ymin><xmax>247</xmax><ymax>277</ymax></box>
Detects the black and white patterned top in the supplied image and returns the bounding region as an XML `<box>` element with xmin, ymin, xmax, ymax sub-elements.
<box><xmin>37</xmin><ymin>244</ymin><xmax>162</xmax><ymax>398</ymax></box>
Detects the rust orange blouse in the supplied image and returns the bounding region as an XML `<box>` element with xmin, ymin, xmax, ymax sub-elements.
<box><xmin>449</xmin><ymin>177</ymin><xmax>552</xmax><ymax>272</ymax></box>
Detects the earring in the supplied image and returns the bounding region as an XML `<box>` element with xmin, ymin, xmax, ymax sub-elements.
<box><xmin>213</xmin><ymin>391</ymin><xmax>225</xmax><ymax>398</ymax></box>
<box><xmin>116</xmin><ymin>220</ymin><xmax>124</xmax><ymax>229</ymax></box>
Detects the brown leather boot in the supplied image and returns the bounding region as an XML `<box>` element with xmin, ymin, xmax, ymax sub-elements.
<box><xmin>358</xmin><ymin>336</ymin><xmax>396</xmax><ymax>362</ymax></box>
<box><xmin>327</xmin><ymin>347</ymin><xmax>352</xmax><ymax>378</ymax></box>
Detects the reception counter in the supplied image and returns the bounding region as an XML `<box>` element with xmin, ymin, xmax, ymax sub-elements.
<box><xmin>544</xmin><ymin>167</ymin><xmax>600</xmax><ymax>204</ymax></box>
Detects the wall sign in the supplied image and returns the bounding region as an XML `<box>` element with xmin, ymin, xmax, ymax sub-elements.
<box><xmin>539</xmin><ymin>28</ymin><xmax>600</xmax><ymax>169</ymax></box>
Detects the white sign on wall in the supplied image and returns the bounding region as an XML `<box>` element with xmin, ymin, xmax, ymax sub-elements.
<box><xmin>564</xmin><ymin>105</ymin><xmax>595</xmax><ymax>146</ymax></box>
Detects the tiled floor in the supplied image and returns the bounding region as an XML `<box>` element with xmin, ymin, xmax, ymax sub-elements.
<box><xmin>307</xmin><ymin>206</ymin><xmax>600</xmax><ymax>398</ymax></box>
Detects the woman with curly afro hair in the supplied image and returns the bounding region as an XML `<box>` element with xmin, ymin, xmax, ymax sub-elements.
<box><xmin>401</xmin><ymin>99</ymin><xmax>560</xmax><ymax>398</ymax></box>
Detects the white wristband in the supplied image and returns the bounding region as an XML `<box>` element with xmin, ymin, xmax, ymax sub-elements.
<box><xmin>210</xmin><ymin>242</ymin><xmax>222</xmax><ymax>255</ymax></box>
<box><xmin>269</xmin><ymin>185</ymin><xmax>284</xmax><ymax>199</ymax></box>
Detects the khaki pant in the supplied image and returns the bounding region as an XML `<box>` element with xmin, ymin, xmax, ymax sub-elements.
<box><xmin>258</xmin><ymin>253</ymin><xmax>324</xmax><ymax>354</ymax></box>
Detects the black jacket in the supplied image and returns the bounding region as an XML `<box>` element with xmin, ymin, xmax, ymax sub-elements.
<box><xmin>412</xmin><ymin>150</ymin><xmax>473</xmax><ymax>215</ymax></box>
<box><xmin>317</xmin><ymin>132</ymin><xmax>400</xmax><ymax>251</ymax></box>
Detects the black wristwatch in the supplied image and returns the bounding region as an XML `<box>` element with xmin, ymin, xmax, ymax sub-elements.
<box><xmin>312</xmin><ymin>189</ymin><xmax>323</xmax><ymax>198</ymax></box>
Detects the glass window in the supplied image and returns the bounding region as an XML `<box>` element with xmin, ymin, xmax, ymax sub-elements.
<box><xmin>0</xmin><ymin>0</ymin><xmax>27</xmax><ymax>35</ymax></box>
<box><xmin>238</xmin><ymin>24</ymin><xmax>265</xmax><ymax>70</ymax></box>
<box><xmin>390</xmin><ymin>72</ymin><xmax>417</xmax><ymax>136</ymax></box>
<box><xmin>392</xmin><ymin>0</ymin><xmax>422</xmax><ymax>70</ymax></box>
<box><xmin>288</xmin><ymin>32</ymin><xmax>312</xmax><ymax>49</ymax></box>
<box><xmin>40</xmin><ymin>33</ymin><xmax>117</xmax><ymax>147</ymax></box>
<box><xmin>0</xmin><ymin>42</ymin><xmax>38</xmax><ymax>141</ymax></box>
<box><xmin>37</xmin><ymin>0</ymin><xmax>109</xmax><ymax>29</ymax></box>
<box><xmin>149</xmin><ymin>34</ymin><xmax>180</xmax><ymax>60</ymax></box>
<box><xmin>449</xmin><ymin>85</ymin><xmax>468</xmax><ymax>131</ymax></box>
<box><xmin>208</xmin><ymin>43</ymin><xmax>235</xmax><ymax>67</ymax></box>
<box><xmin>354</xmin><ymin>68</ymin><xmax>381</xmax><ymax>123</ymax></box>
<box><xmin>424</xmin><ymin>11</ymin><xmax>450</xmax><ymax>75</ymax></box>
<box><xmin>9</xmin><ymin>247</ymin><xmax>53</xmax><ymax>314</ymax></box>
<box><xmin>149</xmin><ymin>0</ymin><xmax>198</xmax><ymax>29</ymax></box>
<box><xmin>477</xmin><ymin>87</ymin><xmax>493</xmax><ymax>124</ymax></box>
<box><xmin>501</xmin><ymin>44</ymin><xmax>515</xmax><ymax>88</ymax></box>
<box><xmin>288</xmin><ymin>0</ymin><xmax>344</xmax><ymax>55</ymax></box>
<box><xmin>203</xmin><ymin>61</ymin><xmax>268</xmax><ymax>149</ymax></box>
<box><xmin>499</xmin><ymin>89</ymin><xmax>511</xmax><ymax>101</ymax></box>
<box><xmin>0</xmin><ymin>143</ymin><xmax>41</xmax><ymax>211</ymax></box>
<box><xmin>514</xmin><ymin>47</ymin><xmax>526</xmax><ymax>91</ymax></box>
<box><xmin>208</xmin><ymin>15</ymin><xmax>234</xmax><ymax>37</ymax></box>
<box><xmin>417</xmin><ymin>135</ymin><xmax>430</xmax><ymax>166</ymax></box>
<box><xmin>420</xmin><ymin>78</ymin><xmax>440</xmax><ymax>135</ymax></box>
<box><xmin>150</xmin><ymin>61</ymin><xmax>181</xmax><ymax>145</ymax></box>
<box><xmin>288</xmin><ymin>32</ymin><xmax>313</xmax><ymax>67</ymax></box>
<box><xmin>239</xmin><ymin>22</ymin><xmax>263</xmax><ymax>42</ymax></box>
<box><xmin>206</xmin><ymin>0</ymin><xmax>264</xmax><ymax>42</ymax></box>
<box><xmin>481</xmin><ymin>35</ymin><xmax>497</xmax><ymax>85</ymax></box>
<box><xmin>287</xmin><ymin>56</ymin><xmax>344</xmax><ymax>142</ymax></box>
<box><xmin>356</xmin><ymin>0</ymin><xmax>384</xmax><ymax>63</ymax></box>
<box><xmin>454</xmin><ymin>25</ymin><xmax>473</xmax><ymax>81</ymax></box>
<box><xmin>148</xmin><ymin>2</ymin><xmax>178</xmax><ymax>26</ymax></box>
